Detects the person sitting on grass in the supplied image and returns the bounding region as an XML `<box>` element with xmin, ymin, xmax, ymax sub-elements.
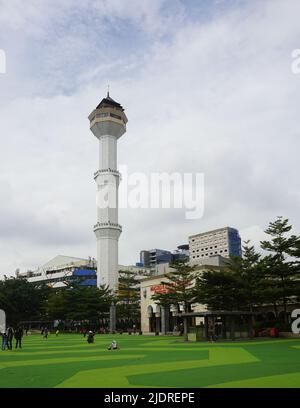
<box><xmin>107</xmin><ymin>339</ymin><xmax>119</xmax><ymax>350</ymax></box>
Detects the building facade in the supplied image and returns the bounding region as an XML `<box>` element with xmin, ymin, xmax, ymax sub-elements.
<box><xmin>140</xmin><ymin>264</ymin><xmax>223</xmax><ymax>334</ymax></box>
<box><xmin>140</xmin><ymin>267</ymin><xmax>300</xmax><ymax>336</ymax></box>
<box><xmin>140</xmin><ymin>249</ymin><xmax>173</xmax><ymax>269</ymax></box>
<box><xmin>18</xmin><ymin>255</ymin><xmax>97</xmax><ymax>288</ymax></box>
<box><xmin>172</xmin><ymin>244</ymin><xmax>190</xmax><ymax>263</ymax></box>
<box><xmin>140</xmin><ymin>245</ymin><xmax>189</xmax><ymax>272</ymax></box>
<box><xmin>18</xmin><ymin>255</ymin><xmax>151</xmax><ymax>288</ymax></box>
<box><xmin>189</xmin><ymin>227</ymin><xmax>242</xmax><ymax>264</ymax></box>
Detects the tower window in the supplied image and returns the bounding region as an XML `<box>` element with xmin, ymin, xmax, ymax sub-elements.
<box><xmin>110</xmin><ymin>113</ymin><xmax>122</xmax><ymax>120</ymax></box>
<box><xmin>96</xmin><ymin>113</ymin><xmax>109</xmax><ymax>118</ymax></box>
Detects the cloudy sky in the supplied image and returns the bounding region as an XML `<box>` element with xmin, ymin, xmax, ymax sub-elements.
<box><xmin>0</xmin><ymin>0</ymin><xmax>300</xmax><ymax>276</ymax></box>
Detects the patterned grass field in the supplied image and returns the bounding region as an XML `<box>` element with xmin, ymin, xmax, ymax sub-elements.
<box><xmin>0</xmin><ymin>334</ymin><xmax>300</xmax><ymax>388</ymax></box>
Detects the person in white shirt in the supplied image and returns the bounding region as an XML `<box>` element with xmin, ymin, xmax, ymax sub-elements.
<box><xmin>107</xmin><ymin>339</ymin><xmax>118</xmax><ymax>350</ymax></box>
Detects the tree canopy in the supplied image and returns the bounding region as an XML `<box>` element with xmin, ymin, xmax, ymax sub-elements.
<box><xmin>0</xmin><ymin>278</ymin><xmax>50</xmax><ymax>325</ymax></box>
<box><xmin>151</xmin><ymin>261</ymin><xmax>197</xmax><ymax>313</ymax></box>
<box><xmin>116</xmin><ymin>270</ymin><xmax>140</xmax><ymax>324</ymax></box>
<box><xmin>151</xmin><ymin>217</ymin><xmax>300</xmax><ymax>321</ymax></box>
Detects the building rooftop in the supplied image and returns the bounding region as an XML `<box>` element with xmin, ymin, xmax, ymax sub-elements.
<box><xmin>96</xmin><ymin>92</ymin><xmax>124</xmax><ymax>111</ymax></box>
<box><xmin>139</xmin><ymin>262</ymin><xmax>228</xmax><ymax>282</ymax></box>
<box><xmin>189</xmin><ymin>226</ymin><xmax>238</xmax><ymax>239</ymax></box>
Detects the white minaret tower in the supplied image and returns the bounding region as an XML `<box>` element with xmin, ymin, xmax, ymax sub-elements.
<box><xmin>88</xmin><ymin>93</ymin><xmax>127</xmax><ymax>299</ymax></box>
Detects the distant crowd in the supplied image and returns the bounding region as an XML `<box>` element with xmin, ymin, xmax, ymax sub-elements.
<box><xmin>1</xmin><ymin>324</ymin><xmax>138</xmax><ymax>352</ymax></box>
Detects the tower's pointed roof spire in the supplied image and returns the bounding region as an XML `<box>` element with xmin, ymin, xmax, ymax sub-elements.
<box><xmin>96</xmin><ymin>88</ymin><xmax>124</xmax><ymax>111</ymax></box>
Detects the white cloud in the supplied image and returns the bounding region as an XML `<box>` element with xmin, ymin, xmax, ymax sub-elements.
<box><xmin>0</xmin><ymin>0</ymin><xmax>300</xmax><ymax>275</ymax></box>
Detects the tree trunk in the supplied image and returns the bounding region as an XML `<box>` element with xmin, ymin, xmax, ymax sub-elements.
<box><xmin>230</xmin><ymin>317</ymin><xmax>235</xmax><ymax>340</ymax></box>
<box><xmin>281</xmin><ymin>275</ymin><xmax>287</xmax><ymax>323</ymax></box>
<box><xmin>248</xmin><ymin>315</ymin><xmax>254</xmax><ymax>339</ymax></box>
<box><xmin>249</xmin><ymin>304</ymin><xmax>254</xmax><ymax>323</ymax></box>
<box><xmin>161</xmin><ymin>307</ymin><xmax>166</xmax><ymax>335</ymax></box>
<box><xmin>273</xmin><ymin>302</ymin><xmax>278</xmax><ymax>319</ymax></box>
<box><xmin>183</xmin><ymin>317</ymin><xmax>188</xmax><ymax>342</ymax></box>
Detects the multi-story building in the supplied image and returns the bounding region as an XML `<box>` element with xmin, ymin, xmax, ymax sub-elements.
<box><xmin>140</xmin><ymin>245</ymin><xmax>190</xmax><ymax>270</ymax></box>
<box><xmin>17</xmin><ymin>255</ymin><xmax>98</xmax><ymax>288</ymax></box>
<box><xmin>139</xmin><ymin>249</ymin><xmax>173</xmax><ymax>269</ymax></box>
<box><xmin>189</xmin><ymin>227</ymin><xmax>241</xmax><ymax>264</ymax></box>
<box><xmin>172</xmin><ymin>244</ymin><xmax>189</xmax><ymax>263</ymax></box>
<box><xmin>18</xmin><ymin>255</ymin><xmax>151</xmax><ymax>288</ymax></box>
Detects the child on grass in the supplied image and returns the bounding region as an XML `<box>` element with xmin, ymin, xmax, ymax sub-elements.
<box><xmin>107</xmin><ymin>339</ymin><xmax>119</xmax><ymax>350</ymax></box>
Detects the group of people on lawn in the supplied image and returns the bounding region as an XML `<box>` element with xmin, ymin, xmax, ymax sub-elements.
<box><xmin>1</xmin><ymin>326</ymin><xmax>24</xmax><ymax>350</ymax></box>
<box><xmin>84</xmin><ymin>329</ymin><xmax>119</xmax><ymax>350</ymax></box>
<box><xmin>1</xmin><ymin>325</ymin><xmax>119</xmax><ymax>351</ymax></box>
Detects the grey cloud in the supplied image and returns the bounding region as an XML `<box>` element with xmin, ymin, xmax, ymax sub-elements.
<box><xmin>1</xmin><ymin>0</ymin><xmax>300</xmax><ymax>275</ymax></box>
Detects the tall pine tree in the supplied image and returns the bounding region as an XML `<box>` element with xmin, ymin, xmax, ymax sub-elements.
<box><xmin>227</xmin><ymin>241</ymin><xmax>263</xmax><ymax>313</ymax></box>
<box><xmin>117</xmin><ymin>270</ymin><xmax>141</xmax><ymax>328</ymax></box>
<box><xmin>260</xmin><ymin>216</ymin><xmax>300</xmax><ymax>320</ymax></box>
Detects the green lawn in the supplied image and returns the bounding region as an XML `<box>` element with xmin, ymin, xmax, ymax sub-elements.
<box><xmin>0</xmin><ymin>334</ymin><xmax>300</xmax><ymax>388</ymax></box>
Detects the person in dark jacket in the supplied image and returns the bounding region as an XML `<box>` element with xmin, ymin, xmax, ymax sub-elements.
<box><xmin>15</xmin><ymin>326</ymin><xmax>23</xmax><ymax>349</ymax></box>
<box><xmin>6</xmin><ymin>327</ymin><xmax>14</xmax><ymax>350</ymax></box>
